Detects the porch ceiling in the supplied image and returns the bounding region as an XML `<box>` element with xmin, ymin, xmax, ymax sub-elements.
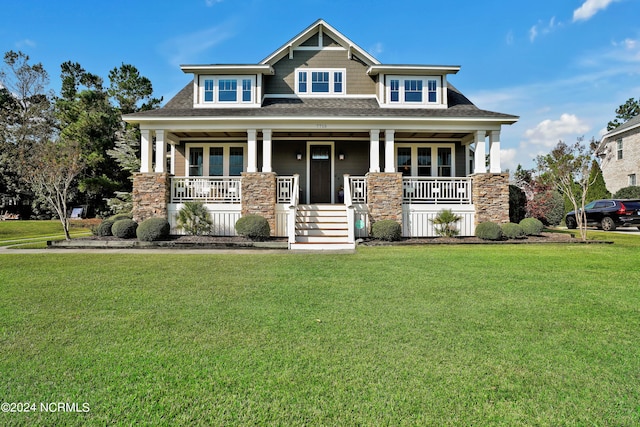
<box><xmin>170</xmin><ymin>130</ymin><xmax>471</xmax><ymax>140</ymax></box>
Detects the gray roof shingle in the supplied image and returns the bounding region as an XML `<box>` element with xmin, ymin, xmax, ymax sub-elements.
<box><xmin>127</xmin><ymin>82</ymin><xmax>517</xmax><ymax>121</ymax></box>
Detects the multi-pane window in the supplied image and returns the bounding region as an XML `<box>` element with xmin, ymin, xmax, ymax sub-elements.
<box><xmin>397</xmin><ymin>145</ymin><xmax>454</xmax><ymax>177</ymax></box>
<box><xmin>200</xmin><ymin>76</ymin><xmax>255</xmax><ymax>104</ymax></box>
<box><xmin>209</xmin><ymin>147</ymin><xmax>224</xmax><ymax>176</ymax></box>
<box><xmin>204</xmin><ymin>80</ymin><xmax>214</xmax><ymax>102</ymax></box>
<box><xmin>390</xmin><ymin>80</ymin><xmax>400</xmax><ymax>102</ymax></box>
<box><xmin>296</xmin><ymin>69</ymin><xmax>345</xmax><ymax>95</ymax></box>
<box><xmin>189</xmin><ymin>148</ymin><xmax>204</xmax><ymax>176</ymax></box>
<box><xmin>397</xmin><ymin>147</ymin><xmax>412</xmax><ymax>176</ymax></box>
<box><xmin>417</xmin><ymin>147</ymin><xmax>431</xmax><ymax>176</ymax></box>
<box><xmin>617</xmin><ymin>139</ymin><xmax>623</xmax><ymax>160</ymax></box>
<box><xmin>229</xmin><ymin>147</ymin><xmax>244</xmax><ymax>176</ymax></box>
<box><xmin>298</xmin><ymin>72</ymin><xmax>307</xmax><ymax>93</ymax></box>
<box><xmin>437</xmin><ymin>147</ymin><xmax>452</xmax><ymax>177</ymax></box>
<box><xmin>387</xmin><ymin>76</ymin><xmax>439</xmax><ymax>105</ymax></box>
<box><xmin>629</xmin><ymin>174</ymin><xmax>637</xmax><ymax>186</ymax></box>
<box><xmin>334</xmin><ymin>72</ymin><xmax>343</xmax><ymax>93</ymax></box>
<box><xmin>187</xmin><ymin>145</ymin><xmax>246</xmax><ymax>176</ymax></box>
<box><xmin>404</xmin><ymin>80</ymin><xmax>423</xmax><ymax>102</ymax></box>
<box><xmin>218</xmin><ymin>80</ymin><xmax>237</xmax><ymax>102</ymax></box>
<box><xmin>242</xmin><ymin>79</ymin><xmax>252</xmax><ymax>102</ymax></box>
<box><xmin>312</xmin><ymin>72</ymin><xmax>329</xmax><ymax>92</ymax></box>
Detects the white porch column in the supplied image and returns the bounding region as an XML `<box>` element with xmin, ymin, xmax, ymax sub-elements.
<box><xmin>140</xmin><ymin>129</ymin><xmax>152</xmax><ymax>173</ymax></box>
<box><xmin>489</xmin><ymin>130</ymin><xmax>501</xmax><ymax>173</ymax></box>
<box><xmin>369</xmin><ymin>129</ymin><xmax>380</xmax><ymax>173</ymax></box>
<box><xmin>384</xmin><ymin>129</ymin><xmax>396</xmax><ymax>172</ymax></box>
<box><xmin>473</xmin><ymin>131</ymin><xmax>486</xmax><ymax>174</ymax></box>
<box><xmin>262</xmin><ymin>129</ymin><xmax>272</xmax><ymax>173</ymax></box>
<box><xmin>247</xmin><ymin>129</ymin><xmax>257</xmax><ymax>173</ymax></box>
<box><xmin>154</xmin><ymin>130</ymin><xmax>166</xmax><ymax>173</ymax></box>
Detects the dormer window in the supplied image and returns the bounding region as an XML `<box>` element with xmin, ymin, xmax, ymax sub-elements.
<box><xmin>386</xmin><ymin>76</ymin><xmax>441</xmax><ymax>106</ymax></box>
<box><xmin>197</xmin><ymin>75</ymin><xmax>256</xmax><ymax>106</ymax></box>
<box><xmin>296</xmin><ymin>68</ymin><xmax>345</xmax><ymax>96</ymax></box>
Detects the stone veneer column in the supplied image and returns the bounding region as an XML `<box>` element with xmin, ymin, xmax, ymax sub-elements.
<box><xmin>241</xmin><ymin>172</ymin><xmax>277</xmax><ymax>235</ymax></box>
<box><xmin>132</xmin><ymin>172</ymin><xmax>171</xmax><ymax>223</ymax></box>
<box><xmin>366</xmin><ymin>172</ymin><xmax>403</xmax><ymax>224</ymax></box>
<box><xmin>472</xmin><ymin>173</ymin><xmax>509</xmax><ymax>224</ymax></box>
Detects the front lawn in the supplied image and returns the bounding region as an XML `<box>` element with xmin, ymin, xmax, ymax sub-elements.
<box><xmin>0</xmin><ymin>220</ymin><xmax>92</xmax><ymax>247</ymax></box>
<box><xmin>1</xmin><ymin>234</ymin><xmax>639</xmax><ymax>425</ymax></box>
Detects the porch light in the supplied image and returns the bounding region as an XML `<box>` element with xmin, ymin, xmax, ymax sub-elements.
<box><xmin>338</xmin><ymin>152</ymin><xmax>345</xmax><ymax>161</ymax></box>
<box><xmin>296</xmin><ymin>151</ymin><xmax>303</xmax><ymax>161</ymax></box>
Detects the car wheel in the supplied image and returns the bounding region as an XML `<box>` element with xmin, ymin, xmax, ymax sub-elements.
<box><xmin>601</xmin><ymin>217</ymin><xmax>616</xmax><ymax>231</ymax></box>
<box><xmin>565</xmin><ymin>216</ymin><xmax>577</xmax><ymax>229</ymax></box>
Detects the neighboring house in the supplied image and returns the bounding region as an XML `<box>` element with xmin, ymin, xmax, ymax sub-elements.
<box><xmin>596</xmin><ymin>114</ymin><xmax>640</xmax><ymax>195</ymax></box>
<box><xmin>124</xmin><ymin>19</ymin><xmax>518</xmax><ymax>249</ymax></box>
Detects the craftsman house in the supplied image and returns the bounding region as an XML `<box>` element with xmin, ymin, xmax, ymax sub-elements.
<box><xmin>125</xmin><ymin>19</ymin><xmax>518</xmax><ymax>249</ymax></box>
<box><xmin>596</xmin><ymin>114</ymin><xmax>640</xmax><ymax>194</ymax></box>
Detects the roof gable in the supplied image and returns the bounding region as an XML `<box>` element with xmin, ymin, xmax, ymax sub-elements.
<box><xmin>260</xmin><ymin>19</ymin><xmax>380</xmax><ymax>66</ymax></box>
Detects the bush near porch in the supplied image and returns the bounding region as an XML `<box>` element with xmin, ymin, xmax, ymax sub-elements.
<box><xmin>1</xmin><ymin>232</ymin><xmax>640</xmax><ymax>425</ymax></box>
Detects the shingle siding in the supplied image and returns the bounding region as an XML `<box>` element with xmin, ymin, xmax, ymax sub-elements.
<box><xmin>264</xmin><ymin>49</ymin><xmax>376</xmax><ymax>96</ymax></box>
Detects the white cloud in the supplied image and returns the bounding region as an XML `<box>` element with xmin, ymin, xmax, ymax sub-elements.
<box><xmin>16</xmin><ymin>39</ymin><xmax>36</xmax><ymax>49</ymax></box>
<box><xmin>573</xmin><ymin>0</ymin><xmax>618</xmax><ymax>22</ymax></box>
<box><xmin>524</xmin><ymin>114</ymin><xmax>591</xmax><ymax>148</ymax></box>
<box><xmin>368</xmin><ymin>42</ymin><xmax>384</xmax><ymax>57</ymax></box>
<box><xmin>205</xmin><ymin>0</ymin><xmax>223</xmax><ymax>5</ymax></box>
<box><xmin>159</xmin><ymin>22</ymin><xmax>237</xmax><ymax>66</ymax></box>
<box><xmin>506</xmin><ymin>30</ymin><xmax>514</xmax><ymax>46</ymax></box>
<box><xmin>529</xmin><ymin>17</ymin><xmax>560</xmax><ymax>43</ymax></box>
<box><xmin>500</xmin><ymin>148</ymin><xmax>518</xmax><ymax>171</ymax></box>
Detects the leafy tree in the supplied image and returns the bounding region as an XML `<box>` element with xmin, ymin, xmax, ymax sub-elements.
<box><xmin>21</xmin><ymin>140</ymin><xmax>84</xmax><ymax>239</ymax></box>
<box><xmin>613</xmin><ymin>186</ymin><xmax>640</xmax><ymax>199</ymax></box>
<box><xmin>536</xmin><ymin>138</ymin><xmax>596</xmax><ymax>241</ymax></box>
<box><xmin>585</xmin><ymin>160</ymin><xmax>610</xmax><ymax>202</ymax></box>
<box><xmin>0</xmin><ymin>51</ymin><xmax>56</xmax><ymax>217</ymax></box>
<box><xmin>607</xmin><ymin>98</ymin><xmax>640</xmax><ymax>131</ymax></box>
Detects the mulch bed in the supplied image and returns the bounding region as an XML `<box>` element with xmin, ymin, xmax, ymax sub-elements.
<box><xmin>360</xmin><ymin>232</ymin><xmax>581</xmax><ymax>246</ymax></box>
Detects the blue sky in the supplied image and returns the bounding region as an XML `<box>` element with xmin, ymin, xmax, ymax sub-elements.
<box><xmin>3</xmin><ymin>0</ymin><xmax>640</xmax><ymax>170</ymax></box>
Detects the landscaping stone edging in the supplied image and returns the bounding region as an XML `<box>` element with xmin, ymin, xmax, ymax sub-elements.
<box><xmin>48</xmin><ymin>239</ymin><xmax>288</xmax><ymax>250</ymax></box>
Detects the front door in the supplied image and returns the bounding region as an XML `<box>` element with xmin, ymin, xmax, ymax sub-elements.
<box><xmin>310</xmin><ymin>145</ymin><xmax>331</xmax><ymax>203</ymax></box>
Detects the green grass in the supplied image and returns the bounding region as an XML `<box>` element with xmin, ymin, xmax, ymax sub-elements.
<box><xmin>0</xmin><ymin>220</ymin><xmax>91</xmax><ymax>248</ymax></box>
<box><xmin>1</xmin><ymin>229</ymin><xmax>639</xmax><ymax>425</ymax></box>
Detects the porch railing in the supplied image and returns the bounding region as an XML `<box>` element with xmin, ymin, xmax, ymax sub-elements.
<box><xmin>402</xmin><ymin>177</ymin><xmax>472</xmax><ymax>204</ymax></box>
<box><xmin>277</xmin><ymin>176</ymin><xmax>296</xmax><ymax>204</ymax></box>
<box><xmin>348</xmin><ymin>176</ymin><xmax>367</xmax><ymax>204</ymax></box>
<box><xmin>171</xmin><ymin>177</ymin><xmax>242</xmax><ymax>203</ymax></box>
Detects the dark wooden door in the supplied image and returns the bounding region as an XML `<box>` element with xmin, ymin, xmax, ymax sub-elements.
<box><xmin>310</xmin><ymin>145</ymin><xmax>331</xmax><ymax>203</ymax></box>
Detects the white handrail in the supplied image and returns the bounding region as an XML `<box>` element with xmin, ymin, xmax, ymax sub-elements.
<box><xmin>402</xmin><ymin>177</ymin><xmax>472</xmax><ymax>204</ymax></box>
<box><xmin>344</xmin><ymin>174</ymin><xmax>355</xmax><ymax>244</ymax></box>
<box><xmin>171</xmin><ymin>177</ymin><xmax>242</xmax><ymax>203</ymax></box>
<box><xmin>287</xmin><ymin>174</ymin><xmax>299</xmax><ymax>246</ymax></box>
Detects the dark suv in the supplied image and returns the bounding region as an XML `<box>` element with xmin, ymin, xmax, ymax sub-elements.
<box><xmin>565</xmin><ymin>199</ymin><xmax>640</xmax><ymax>231</ymax></box>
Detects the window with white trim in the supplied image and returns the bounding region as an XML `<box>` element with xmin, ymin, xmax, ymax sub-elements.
<box><xmin>187</xmin><ymin>144</ymin><xmax>247</xmax><ymax>176</ymax></box>
<box><xmin>629</xmin><ymin>174</ymin><xmax>636</xmax><ymax>186</ymax></box>
<box><xmin>296</xmin><ymin>68</ymin><xmax>345</xmax><ymax>95</ymax></box>
<box><xmin>396</xmin><ymin>144</ymin><xmax>455</xmax><ymax>177</ymax></box>
<box><xmin>198</xmin><ymin>75</ymin><xmax>255</xmax><ymax>105</ymax></box>
<box><xmin>386</xmin><ymin>76</ymin><xmax>441</xmax><ymax>106</ymax></box>
<box><xmin>617</xmin><ymin>138</ymin><xmax>623</xmax><ymax>160</ymax></box>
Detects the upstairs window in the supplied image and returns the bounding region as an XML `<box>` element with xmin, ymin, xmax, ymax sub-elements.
<box><xmin>296</xmin><ymin>68</ymin><xmax>345</xmax><ymax>95</ymax></box>
<box><xmin>386</xmin><ymin>76</ymin><xmax>440</xmax><ymax>106</ymax></box>
<box><xmin>617</xmin><ymin>138</ymin><xmax>623</xmax><ymax>160</ymax></box>
<box><xmin>198</xmin><ymin>75</ymin><xmax>256</xmax><ymax>105</ymax></box>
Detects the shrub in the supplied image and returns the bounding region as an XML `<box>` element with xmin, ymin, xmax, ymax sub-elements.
<box><xmin>501</xmin><ymin>222</ymin><xmax>525</xmax><ymax>239</ymax></box>
<box><xmin>371</xmin><ymin>220</ymin><xmax>401</xmax><ymax>241</ymax></box>
<box><xmin>96</xmin><ymin>219</ymin><xmax>115</xmax><ymax>237</ymax></box>
<box><xmin>111</xmin><ymin>219</ymin><xmax>138</xmax><ymax>239</ymax></box>
<box><xmin>235</xmin><ymin>215</ymin><xmax>270</xmax><ymax>240</ymax></box>
<box><xmin>509</xmin><ymin>185</ymin><xmax>527</xmax><ymax>223</ymax></box>
<box><xmin>520</xmin><ymin>217</ymin><xmax>544</xmax><ymax>236</ymax></box>
<box><xmin>431</xmin><ymin>209</ymin><xmax>463</xmax><ymax>237</ymax></box>
<box><xmin>137</xmin><ymin>217</ymin><xmax>170</xmax><ymax>242</ymax></box>
<box><xmin>475</xmin><ymin>222</ymin><xmax>503</xmax><ymax>241</ymax></box>
<box><xmin>613</xmin><ymin>185</ymin><xmax>640</xmax><ymax>199</ymax></box>
<box><xmin>109</xmin><ymin>213</ymin><xmax>132</xmax><ymax>222</ymax></box>
<box><xmin>177</xmin><ymin>202</ymin><xmax>212</xmax><ymax>235</ymax></box>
